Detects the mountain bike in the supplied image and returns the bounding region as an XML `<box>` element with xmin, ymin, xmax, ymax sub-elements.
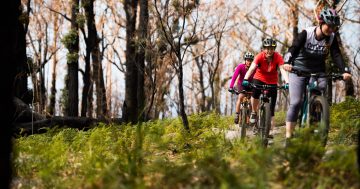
<box><xmin>290</xmin><ymin>68</ymin><xmax>343</xmax><ymax>146</ymax></box>
<box><xmin>232</xmin><ymin>89</ymin><xmax>252</xmax><ymax>140</ymax></box>
<box><xmin>249</xmin><ymin>83</ymin><xmax>285</xmax><ymax>147</ymax></box>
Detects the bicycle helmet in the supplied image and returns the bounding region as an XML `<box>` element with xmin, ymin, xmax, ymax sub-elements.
<box><xmin>319</xmin><ymin>7</ymin><xmax>340</xmax><ymax>26</ymax></box>
<box><xmin>262</xmin><ymin>37</ymin><xmax>277</xmax><ymax>48</ymax></box>
<box><xmin>244</xmin><ymin>51</ymin><xmax>254</xmax><ymax>60</ymax></box>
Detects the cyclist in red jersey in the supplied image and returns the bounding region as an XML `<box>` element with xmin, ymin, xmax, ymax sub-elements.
<box><xmin>242</xmin><ymin>37</ymin><xmax>289</xmax><ymax>137</ymax></box>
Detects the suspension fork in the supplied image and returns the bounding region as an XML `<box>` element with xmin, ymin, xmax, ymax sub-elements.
<box><xmin>302</xmin><ymin>83</ymin><xmax>314</xmax><ymax>127</ymax></box>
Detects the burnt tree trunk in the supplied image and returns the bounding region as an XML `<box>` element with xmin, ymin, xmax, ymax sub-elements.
<box><xmin>0</xmin><ymin>0</ymin><xmax>21</xmax><ymax>186</ymax></box>
<box><xmin>124</xmin><ymin>0</ymin><xmax>138</xmax><ymax>123</ymax></box>
<box><xmin>290</xmin><ymin>0</ymin><xmax>299</xmax><ymax>42</ymax></box>
<box><xmin>177</xmin><ymin>55</ymin><xmax>190</xmax><ymax>130</ymax></box>
<box><xmin>81</xmin><ymin>38</ymin><xmax>91</xmax><ymax>117</ymax></box>
<box><xmin>136</xmin><ymin>0</ymin><xmax>148</xmax><ymax>121</ymax></box>
<box><xmin>65</xmin><ymin>0</ymin><xmax>80</xmax><ymax>117</ymax></box>
<box><xmin>92</xmin><ymin>46</ymin><xmax>107</xmax><ymax>118</ymax></box>
<box><xmin>195</xmin><ymin>54</ymin><xmax>206</xmax><ymax>112</ymax></box>
<box><xmin>14</xmin><ymin>117</ymin><xmax>123</xmax><ymax>136</ymax></box>
<box><xmin>14</xmin><ymin>1</ymin><xmax>29</xmax><ymax>104</ymax></box>
<box><xmin>85</xmin><ymin>0</ymin><xmax>108</xmax><ymax>118</ymax></box>
<box><xmin>81</xmin><ymin>0</ymin><xmax>95</xmax><ymax>117</ymax></box>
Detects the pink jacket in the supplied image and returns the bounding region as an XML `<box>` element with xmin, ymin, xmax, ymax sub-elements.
<box><xmin>229</xmin><ymin>63</ymin><xmax>254</xmax><ymax>89</ymax></box>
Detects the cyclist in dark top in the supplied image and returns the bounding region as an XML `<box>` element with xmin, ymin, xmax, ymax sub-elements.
<box><xmin>282</xmin><ymin>7</ymin><xmax>352</xmax><ymax>141</ymax></box>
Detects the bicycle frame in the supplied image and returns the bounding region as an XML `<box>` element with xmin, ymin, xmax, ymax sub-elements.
<box><xmin>233</xmin><ymin>89</ymin><xmax>252</xmax><ymax>131</ymax></box>
<box><xmin>300</xmin><ymin>78</ymin><xmax>322</xmax><ymax>127</ymax></box>
<box><xmin>291</xmin><ymin>69</ymin><xmax>343</xmax><ymax>145</ymax></box>
<box><xmin>294</xmin><ymin>70</ymin><xmax>342</xmax><ymax>128</ymax></box>
<box><xmin>249</xmin><ymin>83</ymin><xmax>284</xmax><ymax>146</ymax></box>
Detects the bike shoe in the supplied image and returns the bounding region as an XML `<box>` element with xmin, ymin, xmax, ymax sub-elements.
<box><xmin>234</xmin><ymin>113</ymin><xmax>240</xmax><ymax>124</ymax></box>
<box><xmin>249</xmin><ymin>112</ymin><xmax>257</xmax><ymax>124</ymax></box>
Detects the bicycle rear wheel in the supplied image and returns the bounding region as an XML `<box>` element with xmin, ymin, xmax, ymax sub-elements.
<box><xmin>239</xmin><ymin>107</ymin><xmax>248</xmax><ymax>140</ymax></box>
<box><xmin>307</xmin><ymin>96</ymin><xmax>330</xmax><ymax>146</ymax></box>
<box><xmin>258</xmin><ymin>103</ymin><xmax>271</xmax><ymax>147</ymax></box>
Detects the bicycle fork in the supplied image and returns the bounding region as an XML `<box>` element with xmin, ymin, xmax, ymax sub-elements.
<box><xmin>301</xmin><ymin>92</ymin><xmax>309</xmax><ymax>127</ymax></box>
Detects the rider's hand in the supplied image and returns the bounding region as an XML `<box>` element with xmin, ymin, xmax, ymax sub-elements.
<box><xmin>242</xmin><ymin>80</ymin><xmax>249</xmax><ymax>87</ymax></box>
<box><xmin>342</xmin><ymin>73</ymin><xmax>351</xmax><ymax>81</ymax></box>
<box><xmin>283</xmin><ymin>83</ymin><xmax>289</xmax><ymax>90</ymax></box>
<box><xmin>228</xmin><ymin>88</ymin><xmax>234</xmax><ymax>93</ymax></box>
<box><xmin>283</xmin><ymin>64</ymin><xmax>292</xmax><ymax>72</ymax></box>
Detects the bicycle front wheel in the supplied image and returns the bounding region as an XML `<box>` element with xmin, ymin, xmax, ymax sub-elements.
<box><xmin>258</xmin><ymin>102</ymin><xmax>271</xmax><ymax>147</ymax></box>
<box><xmin>239</xmin><ymin>107</ymin><xmax>248</xmax><ymax>141</ymax></box>
<box><xmin>307</xmin><ymin>96</ymin><xmax>330</xmax><ymax>146</ymax></box>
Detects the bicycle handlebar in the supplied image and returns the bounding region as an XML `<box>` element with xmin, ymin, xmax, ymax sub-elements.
<box><xmin>229</xmin><ymin>88</ymin><xmax>252</xmax><ymax>95</ymax></box>
<box><xmin>290</xmin><ymin>68</ymin><xmax>343</xmax><ymax>81</ymax></box>
<box><xmin>249</xmin><ymin>83</ymin><xmax>286</xmax><ymax>90</ymax></box>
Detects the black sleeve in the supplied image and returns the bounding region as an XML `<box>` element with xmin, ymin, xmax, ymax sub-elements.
<box><xmin>284</xmin><ymin>30</ymin><xmax>307</xmax><ymax>64</ymax></box>
<box><xmin>330</xmin><ymin>36</ymin><xmax>348</xmax><ymax>73</ymax></box>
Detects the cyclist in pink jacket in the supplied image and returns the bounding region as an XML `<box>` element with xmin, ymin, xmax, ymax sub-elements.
<box><xmin>228</xmin><ymin>51</ymin><xmax>255</xmax><ymax>124</ymax></box>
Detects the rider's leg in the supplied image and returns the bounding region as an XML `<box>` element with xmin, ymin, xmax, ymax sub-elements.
<box><xmin>286</xmin><ymin>72</ymin><xmax>306</xmax><ymax>138</ymax></box>
<box><xmin>234</xmin><ymin>93</ymin><xmax>245</xmax><ymax>124</ymax></box>
<box><xmin>251</xmin><ymin>97</ymin><xmax>259</xmax><ymax>113</ymax></box>
<box><xmin>250</xmin><ymin>79</ymin><xmax>263</xmax><ymax>114</ymax></box>
<box><xmin>250</xmin><ymin>97</ymin><xmax>259</xmax><ymax>124</ymax></box>
<box><xmin>270</xmin><ymin>116</ymin><xmax>275</xmax><ymax>136</ymax></box>
<box><xmin>269</xmin><ymin>87</ymin><xmax>277</xmax><ymax>131</ymax></box>
<box><xmin>236</xmin><ymin>93</ymin><xmax>245</xmax><ymax>113</ymax></box>
<box><xmin>285</xmin><ymin>122</ymin><xmax>297</xmax><ymax>138</ymax></box>
<box><xmin>250</xmin><ymin>80</ymin><xmax>261</xmax><ymax>124</ymax></box>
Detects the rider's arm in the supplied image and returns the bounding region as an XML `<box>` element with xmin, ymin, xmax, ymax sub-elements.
<box><xmin>283</xmin><ymin>30</ymin><xmax>307</xmax><ymax>64</ymax></box>
<box><xmin>229</xmin><ymin>65</ymin><xmax>241</xmax><ymax>88</ymax></box>
<box><xmin>244</xmin><ymin>62</ymin><xmax>257</xmax><ymax>80</ymax></box>
<box><xmin>330</xmin><ymin>36</ymin><xmax>349</xmax><ymax>73</ymax></box>
<box><xmin>279</xmin><ymin>65</ymin><xmax>289</xmax><ymax>83</ymax></box>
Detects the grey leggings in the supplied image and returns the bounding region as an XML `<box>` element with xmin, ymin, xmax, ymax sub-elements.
<box><xmin>286</xmin><ymin>73</ymin><xmax>327</xmax><ymax>122</ymax></box>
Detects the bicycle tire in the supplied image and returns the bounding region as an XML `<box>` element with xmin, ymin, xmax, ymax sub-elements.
<box><xmin>258</xmin><ymin>102</ymin><xmax>271</xmax><ymax>147</ymax></box>
<box><xmin>239</xmin><ymin>106</ymin><xmax>248</xmax><ymax>140</ymax></box>
<box><xmin>307</xmin><ymin>95</ymin><xmax>330</xmax><ymax>146</ymax></box>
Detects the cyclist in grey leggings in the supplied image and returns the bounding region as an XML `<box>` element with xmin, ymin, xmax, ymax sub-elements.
<box><xmin>283</xmin><ymin>8</ymin><xmax>351</xmax><ymax>141</ymax></box>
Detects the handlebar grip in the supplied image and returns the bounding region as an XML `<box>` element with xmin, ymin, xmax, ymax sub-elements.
<box><xmin>332</xmin><ymin>74</ymin><xmax>343</xmax><ymax>81</ymax></box>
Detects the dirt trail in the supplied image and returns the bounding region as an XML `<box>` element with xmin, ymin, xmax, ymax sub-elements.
<box><xmin>224</xmin><ymin>124</ymin><xmax>285</xmax><ymax>141</ymax></box>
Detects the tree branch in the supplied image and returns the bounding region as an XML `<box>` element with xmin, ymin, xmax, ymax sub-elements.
<box><xmin>45</xmin><ymin>6</ymin><xmax>71</xmax><ymax>22</ymax></box>
<box><xmin>245</xmin><ymin>15</ymin><xmax>288</xmax><ymax>47</ymax></box>
<box><xmin>282</xmin><ymin>0</ymin><xmax>312</xmax><ymax>21</ymax></box>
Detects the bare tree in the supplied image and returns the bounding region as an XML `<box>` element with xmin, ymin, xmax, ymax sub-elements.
<box><xmin>78</xmin><ymin>0</ymin><xmax>108</xmax><ymax>118</ymax></box>
<box><xmin>153</xmin><ymin>0</ymin><xmax>199</xmax><ymax>131</ymax></box>
<box><xmin>48</xmin><ymin>11</ymin><xmax>61</xmax><ymax>116</ymax></box>
<box><xmin>27</xmin><ymin>17</ymin><xmax>56</xmax><ymax>114</ymax></box>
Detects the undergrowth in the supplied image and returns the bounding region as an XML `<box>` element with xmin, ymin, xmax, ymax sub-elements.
<box><xmin>12</xmin><ymin>98</ymin><xmax>360</xmax><ymax>189</ymax></box>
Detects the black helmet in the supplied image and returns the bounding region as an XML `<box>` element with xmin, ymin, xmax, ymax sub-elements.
<box><xmin>319</xmin><ymin>8</ymin><xmax>340</xmax><ymax>26</ymax></box>
<box><xmin>244</xmin><ymin>51</ymin><xmax>254</xmax><ymax>60</ymax></box>
<box><xmin>263</xmin><ymin>37</ymin><xmax>277</xmax><ymax>48</ymax></box>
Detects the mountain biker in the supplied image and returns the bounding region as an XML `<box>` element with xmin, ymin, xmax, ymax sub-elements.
<box><xmin>228</xmin><ymin>51</ymin><xmax>255</xmax><ymax>124</ymax></box>
<box><xmin>282</xmin><ymin>7</ymin><xmax>352</xmax><ymax>142</ymax></box>
<box><xmin>242</xmin><ymin>37</ymin><xmax>289</xmax><ymax>137</ymax></box>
